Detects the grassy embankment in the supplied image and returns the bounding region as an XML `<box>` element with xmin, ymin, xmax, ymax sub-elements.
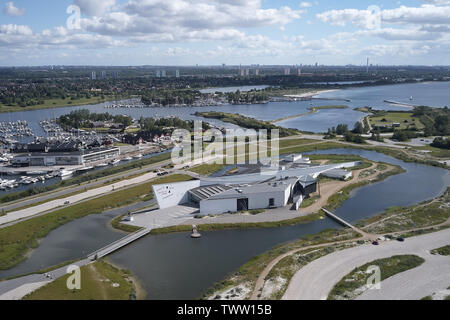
<box><xmin>0</xmin><ymin>174</ymin><xmax>193</xmax><ymax>271</ymax></box>
<box><xmin>0</xmin><ymin>95</ymin><xmax>129</xmax><ymax>113</ymax></box>
<box><xmin>410</xmin><ymin>145</ymin><xmax>450</xmax><ymax>158</ymax></box>
<box><xmin>23</xmin><ymin>260</ymin><xmax>137</xmax><ymax>300</ymax></box>
<box><xmin>328</xmin><ymin>255</ymin><xmax>425</xmax><ymax>300</ymax></box>
<box><xmin>357</xmin><ymin>187</ymin><xmax>450</xmax><ymax>237</ymax></box>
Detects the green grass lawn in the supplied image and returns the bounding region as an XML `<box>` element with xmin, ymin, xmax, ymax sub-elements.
<box><xmin>0</xmin><ymin>95</ymin><xmax>124</xmax><ymax>113</ymax></box>
<box><xmin>370</xmin><ymin>112</ymin><xmax>424</xmax><ymax>130</ymax></box>
<box><xmin>188</xmin><ymin>163</ymin><xmax>226</xmax><ymax>176</ymax></box>
<box><xmin>0</xmin><ymin>174</ymin><xmax>194</xmax><ymax>271</ymax></box>
<box><xmin>412</xmin><ymin>145</ymin><xmax>450</xmax><ymax>158</ymax></box>
<box><xmin>328</xmin><ymin>255</ymin><xmax>425</xmax><ymax>300</ymax></box>
<box><xmin>23</xmin><ymin>260</ymin><xmax>136</xmax><ymax>300</ymax></box>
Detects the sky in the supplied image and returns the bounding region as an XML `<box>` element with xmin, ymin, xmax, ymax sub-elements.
<box><xmin>1</xmin><ymin>0</ymin><xmax>450</xmax><ymax>66</ymax></box>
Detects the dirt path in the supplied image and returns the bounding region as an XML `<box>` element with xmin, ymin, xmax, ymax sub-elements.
<box><xmin>88</xmin><ymin>264</ymin><xmax>108</xmax><ymax>300</ymax></box>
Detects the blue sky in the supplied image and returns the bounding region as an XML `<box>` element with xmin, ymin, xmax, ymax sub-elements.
<box><xmin>1</xmin><ymin>0</ymin><xmax>449</xmax><ymax>66</ymax></box>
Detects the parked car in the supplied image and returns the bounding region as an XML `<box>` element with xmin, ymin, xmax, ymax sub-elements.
<box><xmin>372</xmin><ymin>240</ymin><xmax>379</xmax><ymax>246</ymax></box>
<box><xmin>396</xmin><ymin>237</ymin><xmax>405</xmax><ymax>242</ymax></box>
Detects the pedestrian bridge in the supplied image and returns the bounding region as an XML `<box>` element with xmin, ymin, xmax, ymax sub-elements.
<box><xmin>322</xmin><ymin>208</ymin><xmax>357</xmax><ymax>230</ymax></box>
<box><xmin>87</xmin><ymin>227</ymin><xmax>151</xmax><ymax>260</ymax></box>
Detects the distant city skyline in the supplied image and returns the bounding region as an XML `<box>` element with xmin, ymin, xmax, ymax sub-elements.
<box><xmin>1</xmin><ymin>0</ymin><xmax>450</xmax><ymax>66</ymax></box>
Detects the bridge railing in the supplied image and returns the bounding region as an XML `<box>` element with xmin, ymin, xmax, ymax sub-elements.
<box><xmin>87</xmin><ymin>227</ymin><xmax>151</xmax><ymax>260</ymax></box>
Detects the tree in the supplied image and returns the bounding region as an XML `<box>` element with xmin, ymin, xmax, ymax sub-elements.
<box><xmin>353</xmin><ymin>122</ymin><xmax>364</xmax><ymax>134</ymax></box>
<box><xmin>336</xmin><ymin>124</ymin><xmax>349</xmax><ymax>135</ymax></box>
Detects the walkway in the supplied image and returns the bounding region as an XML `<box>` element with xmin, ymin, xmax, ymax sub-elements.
<box><xmin>87</xmin><ymin>228</ymin><xmax>152</xmax><ymax>260</ymax></box>
<box><xmin>322</xmin><ymin>208</ymin><xmax>369</xmax><ymax>237</ymax></box>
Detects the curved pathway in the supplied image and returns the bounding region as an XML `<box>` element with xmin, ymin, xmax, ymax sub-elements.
<box><xmin>282</xmin><ymin>228</ymin><xmax>450</xmax><ymax>300</ymax></box>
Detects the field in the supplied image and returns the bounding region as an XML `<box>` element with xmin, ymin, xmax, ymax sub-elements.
<box><xmin>369</xmin><ymin>112</ymin><xmax>424</xmax><ymax>130</ymax></box>
<box><xmin>0</xmin><ymin>95</ymin><xmax>126</xmax><ymax>113</ymax></box>
<box><xmin>23</xmin><ymin>260</ymin><xmax>137</xmax><ymax>300</ymax></box>
<box><xmin>412</xmin><ymin>145</ymin><xmax>450</xmax><ymax>158</ymax></box>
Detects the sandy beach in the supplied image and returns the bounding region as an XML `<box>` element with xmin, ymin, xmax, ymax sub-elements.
<box><xmin>283</xmin><ymin>89</ymin><xmax>339</xmax><ymax>99</ymax></box>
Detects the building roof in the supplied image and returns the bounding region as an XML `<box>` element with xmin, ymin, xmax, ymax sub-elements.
<box><xmin>207</xmin><ymin>177</ymin><xmax>298</xmax><ymax>201</ymax></box>
<box><xmin>200</xmin><ymin>162</ymin><xmax>358</xmax><ymax>186</ymax></box>
<box><xmin>188</xmin><ymin>184</ymin><xmax>232</xmax><ymax>201</ymax></box>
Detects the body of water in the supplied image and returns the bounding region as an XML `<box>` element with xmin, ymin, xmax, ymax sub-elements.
<box><xmin>0</xmin><ymin>82</ymin><xmax>448</xmax><ymax>136</ymax></box>
<box><xmin>314</xmin><ymin>81</ymin><xmax>450</xmax><ymax>110</ymax></box>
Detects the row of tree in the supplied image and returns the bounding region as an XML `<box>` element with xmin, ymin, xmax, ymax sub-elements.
<box><xmin>58</xmin><ymin>109</ymin><xmax>132</xmax><ymax>130</ymax></box>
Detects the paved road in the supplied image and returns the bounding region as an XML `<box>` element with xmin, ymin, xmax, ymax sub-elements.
<box><xmin>282</xmin><ymin>228</ymin><xmax>450</xmax><ymax>300</ymax></box>
<box><xmin>0</xmin><ymin>259</ymin><xmax>90</xmax><ymax>300</ymax></box>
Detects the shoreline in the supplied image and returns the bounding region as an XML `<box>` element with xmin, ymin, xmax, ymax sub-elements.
<box><xmin>283</xmin><ymin>89</ymin><xmax>339</xmax><ymax>99</ymax></box>
<box><xmin>105</xmin><ymin>258</ymin><xmax>147</xmax><ymax>300</ymax></box>
<box><xmin>271</xmin><ymin>105</ymin><xmax>348</xmax><ymax>124</ymax></box>
<box><xmin>0</xmin><ymin>96</ymin><xmax>130</xmax><ymax>114</ymax></box>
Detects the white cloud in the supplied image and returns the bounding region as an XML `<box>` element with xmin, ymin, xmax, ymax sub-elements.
<box><xmin>3</xmin><ymin>2</ymin><xmax>26</xmax><ymax>16</ymax></box>
<box><xmin>317</xmin><ymin>4</ymin><xmax>450</xmax><ymax>28</ymax></box>
<box><xmin>316</xmin><ymin>8</ymin><xmax>381</xmax><ymax>29</ymax></box>
<box><xmin>423</xmin><ymin>0</ymin><xmax>450</xmax><ymax>5</ymax></box>
<box><xmin>73</xmin><ymin>0</ymin><xmax>116</xmax><ymax>17</ymax></box>
<box><xmin>382</xmin><ymin>5</ymin><xmax>450</xmax><ymax>25</ymax></box>
<box><xmin>79</xmin><ymin>0</ymin><xmax>302</xmax><ymax>40</ymax></box>
<box><xmin>300</xmin><ymin>2</ymin><xmax>313</xmax><ymax>8</ymax></box>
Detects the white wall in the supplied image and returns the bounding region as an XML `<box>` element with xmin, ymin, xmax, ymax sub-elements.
<box><xmin>200</xmin><ymin>198</ymin><xmax>237</xmax><ymax>214</ymax></box>
<box><xmin>153</xmin><ymin>180</ymin><xmax>200</xmax><ymax>209</ymax></box>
